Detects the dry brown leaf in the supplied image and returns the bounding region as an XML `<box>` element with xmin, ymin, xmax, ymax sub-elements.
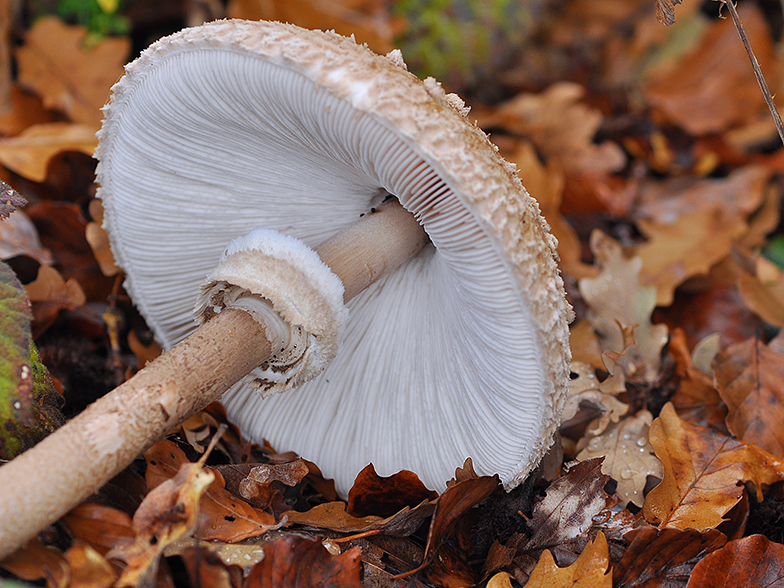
<box><xmin>64</xmin><ymin>542</ymin><xmax>116</xmax><ymax>588</ymax></box>
<box><xmin>525</xmin><ymin>532</ymin><xmax>611</xmax><ymax>588</ymax></box>
<box><xmin>25</xmin><ymin>264</ymin><xmax>86</xmax><ymax>307</ymax></box>
<box><xmin>62</xmin><ymin>503</ymin><xmax>135</xmax><ymax>556</ymax></box>
<box><xmin>163</xmin><ymin>537</ymin><xmax>265</xmax><ymax>575</ymax></box>
<box><xmin>713</xmin><ymin>337</ymin><xmax>784</xmax><ymax>458</ymax></box>
<box><xmin>569</xmin><ymin>319</ymin><xmax>605</xmax><ymax>370</ymax></box>
<box><xmin>579</xmin><ymin>230</ymin><xmax>668</xmax><ymax>382</ymax></box>
<box><xmin>737</xmin><ymin>256</ymin><xmax>784</xmax><ymax>327</ymax></box>
<box><xmin>613</xmin><ymin>526</ymin><xmax>726</xmax><ymax>588</ymax></box>
<box><xmin>645</xmin><ymin>3</ymin><xmax>774</xmax><ymax>135</ymax></box>
<box><xmin>481</xmin><ymin>83</ymin><xmax>626</xmax><ymax>176</ymax></box>
<box><xmin>486</xmin><ymin>571</ymin><xmax>514</xmax><ymax>588</ymax></box>
<box><xmin>0</xmin><ymin>85</ymin><xmax>56</xmax><ymax>137</ymax></box>
<box><xmin>227</xmin><ymin>0</ymin><xmax>392</xmax><ymax>54</ymax></box>
<box><xmin>655</xmin><ymin>0</ymin><xmax>683</xmax><ymax>25</ymax></box>
<box><xmin>85</xmin><ymin>199</ymin><xmax>120</xmax><ymax>277</ymax></box>
<box><xmin>0</xmin><ymin>208</ymin><xmax>52</xmax><ymax>263</ymax></box>
<box><xmin>109</xmin><ymin>446</ymin><xmax>215</xmax><ymax>587</ymax></box>
<box><xmin>144</xmin><ymin>440</ymin><xmax>279</xmax><ymax>543</ymax></box>
<box><xmin>0</xmin><ymin>122</ymin><xmax>97</xmax><ymax>182</ymax></box>
<box><xmin>562</xmin><ymin>361</ymin><xmax>629</xmax><ymax>438</ymax></box>
<box><xmin>643</xmin><ymin>403</ymin><xmax>784</xmax><ymax>530</ymax></box>
<box><xmin>668</xmin><ymin>329</ymin><xmax>725</xmax><ymax>426</ymax></box>
<box><xmin>0</xmin><ymin>538</ymin><xmax>68</xmax><ymax>587</ymax></box>
<box><xmin>16</xmin><ymin>16</ymin><xmax>129</xmax><ymax>128</ymax></box>
<box><xmin>686</xmin><ymin>534</ymin><xmax>784</xmax><ymax>588</ymax></box>
<box><xmin>348</xmin><ymin>463</ymin><xmax>437</xmax><ymax>518</ymax></box>
<box><xmin>577</xmin><ymin>410</ymin><xmax>662</xmax><ymax>507</ymax></box>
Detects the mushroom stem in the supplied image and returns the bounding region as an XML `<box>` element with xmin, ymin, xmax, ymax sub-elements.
<box><xmin>0</xmin><ymin>199</ymin><xmax>428</xmax><ymax>559</ymax></box>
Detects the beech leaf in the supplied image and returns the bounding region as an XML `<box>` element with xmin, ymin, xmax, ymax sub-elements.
<box><xmin>686</xmin><ymin>534</ymin><xmax>784</xmax><ymax>588</ymax></box>
<box><xmin>525</xmin><ymin>531</ymin><xmax>611</xmax><ymax>588</ymax></box>
<box><xmin>348</xmin><ymin>463</ymin><xmax>438</xmax><ymax>518</ymax></box>
<box><xmin>643</xmin><ymin>403</ymin><xmax>784</xmax><ymax>530</ymax></box>
<box><xmin>713</xmin><ymin>337</ymin><xmax>784</xmax><ymax>458</ymax></box>
<box><xmin>244</xmin><ymin>535</ymin><xmax>362</xmax><ymax>588</ymax></box>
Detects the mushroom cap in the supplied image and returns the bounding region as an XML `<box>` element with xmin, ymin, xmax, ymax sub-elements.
<box><xmin>97</xmin><ymin>19</ymin><xmax>572</xmax><ymax>495</ymax></box>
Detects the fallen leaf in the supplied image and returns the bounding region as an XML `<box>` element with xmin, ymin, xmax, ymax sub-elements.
<box><xmin>481</xmin><ymin>83</ymin><xmax>626</xmax><ymax>176</ymax></box>
<box><xmin>85</xmin><ymin>199</ymin><xmax>119</xmax><ymax>277</ymax></box>
<box><xmin>0</xmin><ymin>538</ymin><xmax>68</xmax><ymax>587</ymax></box>
<box><xmin>0</xmin><ymin>180</ymin><xmax>27</xmax><ymax>221</ymax></box>
<box><xmin>579</xmin><ymin>230</ymin><xmax>668</xmax><ymax>382</ymax></box>
<box><xmin>145</xmin><ymin>439</ymin><xmax>279</xmax><ymax>543</ymax></box>
<box><xmin>713</xmin><ymin>337</ymin><xmax>784</xmax><ymax>458</ymax></box>
<box><xmin>163</xmin><ymin>537</ymin><xmax>265</xmax><ymax>575</ymax></box>
<box><xmin>0</xmin><ymin>85</ymin><xmax>56</xmax><ymax>137</ymax></box>
<box><xmin>655</xmin><ymin>0</ymin><xmax>682</xmax><ymax>25</ymax></box>
<box><xmin>62</xmin><ymin>503</ymin><xmax>135</xmax><ymax>556</ymax></box>
<box><xmin>214</xmin><ymin>459</ymin><xmax>310</xmax><ymax>511</ymax></box>
<box><xmin>643</xmin><ymin>403</ymin><xmax>784</xmax><ymax>529</ymax></box>
<box><xmin>562</xmin><ymin>360</ymin><xmax>629</xmax><ymax>439</ymax></box>
<box><xmin>244</xmin><ymin>535</ymin><xmax>362</xmax><ymax>588</ymax></box>
<box><xmin>348</xmin><ymin>463</ymin><xmax>437</xmax><ymax>518</ymax></box>
<box><xmin>25</xmin><ymin>264</ymin><xmax>86</xmax><ymax>307</ymax></box>
<box><xmin>0</xmin><ymin>209</ymin><xmax>52</xmax><ymax>264</ymax></box>
<box><xmin>668</xmin><ymin>328</ymin><xmax>725</xmax><ymax>427</ymax></box>
<box><xmin>613</xmin><ymin>526</ymin><xmax>726</xmax><ymax>587</ymax></box>
<box><xmin>16</xmin><ymin>17</ymin><xmax>129</xmax><ymax>128</ymax></box>
<box><xmin>645</xmin><ymin>3</ymin><xmax>774</xmax><ymax>135</ymax></box>
<box><xmin>0</xmin><ymin>122</ymin><xmax>98</xmax><ymax>182</ymax></box>
<box><xmin>109</xmin><ymin>445</ymin><xmax>216</xmax><ymax>587</ymax></box>
<box><xmin>486</xmin><ymin>571</ymin><xmax>514</xmax><ymax>588</ymax></box>
<box><xmin>577</xmin><ymin>410</ymin><xmax>662</xmax><ymax>507</ymax></box>
<box><xmin>179</xmin><ymin>545</ymin><xmax>238</xmax><ymax>588</ymax></box>
<box><xmin>737</xmin><ymin>255</ymin><xmax>784</xmax><ymax>327</ymax></box>
<box><xmin>64</xmin><ymin>542</ymin><xmax>116</xmax><ymax>588</ymax></box>
<box><xmin>686</xmin><ymin>534</ymin><xmax>784</xmax><ymax>588</ymax></box>
<box><xmin>525</xmin><ymin>531</ymin><xmax>611</xmax><ymax>588</ymax></box>
<box><xmin>511</xmin><ymin>459</ymin><xmax>610</xmax><ymax>583</ymax></box>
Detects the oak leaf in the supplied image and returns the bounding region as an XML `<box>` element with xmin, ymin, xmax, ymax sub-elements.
<box><xmin>713</xmin><ymin>336</ymin><xmax>784</xmax><ymax>458</ymax></box>
<box><xmin>577</xmin><ymin>410</ymin><xmax>662</xmax><ymax>507</ymax></box>
<box><xmin>613</xmin><ymin>526</ymin><xmax>726</xmax><ymax>588</ymax></box>
<box><xmin>0</xmin><ymin>123</ymin><xmax>97</xmax><ymax>183</ymax></box>
<box><xmin>668</xmin><ymin>329</ymin><xmax>725</xmax><ymax>427</ymax></box>
<box><xmin>16</xmin><ymin>17</ymin><xmax>129</xmax><ymax>128</ymax></box>
<box><xmin>737</xmin><ymin>255</ymin><xmax>784</xmax><ymax>327</ymax></box>
<box><xmin>562</xmin><ymin>360</ymin><xmax>629</xmax><ymax>439</ymax></box>
<box><xmin>525</xmin><ymin>532</ymin><xmax>611</xmax><ymax>588</ymax></box>
<box><xmin>685</xmin><ymin>534</ymin><xmax>784</xmax><ymax>588</ymax></box>
<box><xmin>579</xmin><ymin>230</ymin><xmax>668</xmax><ymax>382</ymax></box>
<box><xmin>642</xmin><ymin>403</ymin><xmax>784</xmax><ymax>529</ymax></box>
<box><xmin>244</xmin><ymin>535</ymin><xmax>362</xmax><ymax>588</ymax></box>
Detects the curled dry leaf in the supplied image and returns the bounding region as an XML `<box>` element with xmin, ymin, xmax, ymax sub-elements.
<box><xmin>244</xmin><ymin>535</ymin><xmax>362</xmax><ymax>588</ymax></box>
<box><xmin>685</xmin><ymin>534</ymin><xmax>784</xmax><ymax>588</ymax></box>
<box><xmin>613</xmin><ymin>526</ymin><xmax>726</xmax><ymax>588</ymax></box>
<box><xmin>348</xmin><ymin>463</ymin><xmax>438</xmax><ymax>518</ymax></box>
<box><xmin>525</xmin><ymin>532</ymin><xmax>611</xmax><ymax>588</ymax></box>
<box><xmin>109</xmin><ymin>450</ymin><xmax>215</xmax><ymax>587</ymax></box>
<box><xmin>577</xmin><ymin>410</ymin><xmax>662</xmax><ymax>507</ymax></box>
<box><xmin>0</xmin><ymin>123</ymin><xmax>98</xmax><ymax>183</ymax></box>
<box><xmin>562</xmin><ymin>361</ymin><xmax>628</xmax><ymax>439</ymax></box>
<box><xmin>144</xmin><ymin>439</ymin><xmax>279</xmax><ymax>543</ymax></box>
<box><xmin>579</xmin><ymin>230</ymin><xmax>668</xmax><ymax>382</ymax></box>
<box><xmin>713</xmin><ymin>337</ymin><xmax>784</xmax><ymax>459</ymax></box>
<box><xmin>64</xmin><ymin>542</ymin><xmax>116</xmax><ymax>588</ymax></box>
<box><xmin>15</xmin><ymin>16</ymin><xmax>129</xmax><ymax>128</ymax></box>
<box><xmin>215</xmin><ymin>459</ymin><xmax>310</xmax><ymax>511</ymax></box>
<box><xmin>643</xmin><ymin>403</ymin><xmax>784</xmax><ymax>530</ymax></box>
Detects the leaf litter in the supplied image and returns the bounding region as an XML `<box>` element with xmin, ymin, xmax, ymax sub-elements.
<box><xmin>3</xmin><ymin>0</ymin><xmax>784</xmax><ymax>586</ymax></box>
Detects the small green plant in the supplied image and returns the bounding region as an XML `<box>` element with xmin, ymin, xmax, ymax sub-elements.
<box><xmin>394</xmin><ymin>0</ymin><xmax>536</xmax><ymax>92</ymax></box>
<box><xmin>56</xmin><ymin>0</ymin><xmax>129</xmax><ymax>37</ymax></box>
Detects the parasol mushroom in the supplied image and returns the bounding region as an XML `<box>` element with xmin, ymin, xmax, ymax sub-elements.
<box><xmin>0</xmin><ymin>19</ymin><xmax>571</xmax><ymax>557</ymax></box>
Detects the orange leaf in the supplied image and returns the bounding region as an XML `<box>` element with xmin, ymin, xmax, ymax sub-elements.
<box><xmin>16</xmin><ymin>17</ymin><xmax>129</xmax><ymax>128</ymax></box>
<box><xmin>0</xmin><ymin>122</ymin><xmax>97</xmax><ymax>182</ymax></box>
<box><xmin>686</xmin><ymin>534</ymin><xmax>784</xmax><ymax>588</ymax></box>
<box><xmin>348</xmin><ymin>463</ymin><xmax>437</xmax><ymax>518</ymax></box>
<box><xmin>713</xmin><ymin>337</ymin><xmax>784</xmax><ymax>459</ymax></box>
<box><xmin>525</xmin><ymin>531</ymin><xmax>611</xmax><ymax>588</ymax></box>
<box><xmin>643</xmin><ymin>403</ymin><xmax>784</xmax><ymax>529</ymax></box>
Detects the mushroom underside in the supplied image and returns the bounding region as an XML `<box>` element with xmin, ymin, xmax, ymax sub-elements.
<box><xmin>99</xmin><ymin>38</ymin><xmax>559</xmax><ymax>494</ymax></box>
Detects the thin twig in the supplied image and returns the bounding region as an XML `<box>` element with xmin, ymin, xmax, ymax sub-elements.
<box><xmin>720</xmin><ymin>0</ymin><xmax>784</xmax><ymax>146</ymax></box>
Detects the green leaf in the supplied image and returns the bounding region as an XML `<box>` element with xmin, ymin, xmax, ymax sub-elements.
<box><xmin>0</xmin><ymin>261</ymin><xmax>63</xmax><ymax>459</ymax></box>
